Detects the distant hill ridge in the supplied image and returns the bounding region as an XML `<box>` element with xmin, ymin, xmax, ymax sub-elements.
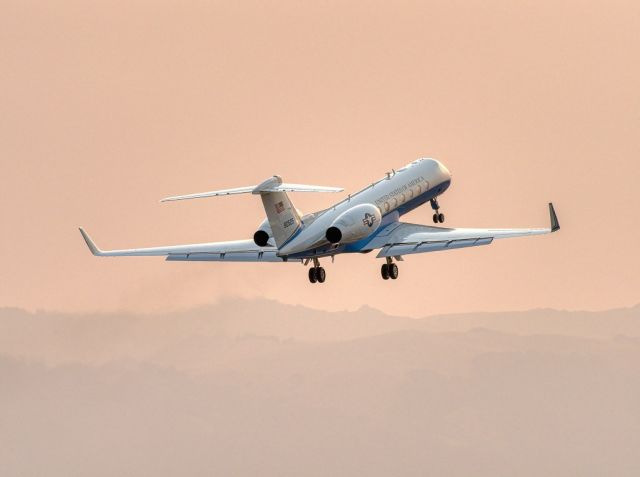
<box><xmin>0</xmin><ymin>299</ymin><xmax>638</xmax><ymax>369</ymax></box>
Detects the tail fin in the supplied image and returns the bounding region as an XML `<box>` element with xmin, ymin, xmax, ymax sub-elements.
<box><xmin>255</xmin><ymin>176</ymin><xmax>302</xmax><ymax>247</ymax></box>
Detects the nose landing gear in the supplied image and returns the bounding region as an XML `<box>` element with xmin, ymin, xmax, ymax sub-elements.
<box><xmin>381</xmin><ymin>257</ymin><xmax>399</xmax><ymax>280</ymax></box>
<box><xmin>431</xmin><ymin>197</ymin><xmax>445</xmax><ymax>223</ymax></box>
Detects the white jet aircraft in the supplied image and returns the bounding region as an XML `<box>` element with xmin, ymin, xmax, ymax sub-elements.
<box><xmin>80</xmin><ymin>158</ymin><xmax>559</xmax><ymax>283</ymax></box>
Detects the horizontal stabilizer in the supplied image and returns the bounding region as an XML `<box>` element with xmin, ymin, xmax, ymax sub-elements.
<box><xmin>266</xmin><ymin>183</ymin><xmax>344</xmax><ymax>193</ymax></box>
<box><xmin>161</xmin><ymin>186</ymin><xmax>255</xmax><ymax>202</ymax></box>
<box><xmin>160</xmin><ymin>176</ymin><xmax>343</xmax><ymax>202</ymax></box>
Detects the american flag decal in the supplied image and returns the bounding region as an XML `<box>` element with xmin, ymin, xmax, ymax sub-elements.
<box><xmin>275</xmin><ymin>201</ymin><xmax>285</xmax><ymax>214</ymax></box>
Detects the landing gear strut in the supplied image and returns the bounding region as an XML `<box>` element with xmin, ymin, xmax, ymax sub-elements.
<box><xmin>381</xmin><ymin>257</ymin><xmax>399</xmax><ymax>280</ymax></box>
<box><xmin>308</xmin><ymin>258</ymin><xmax>326</xmax><ymax>284</ymax></box>
<box><xmin>431</xmin><ymin>197</ymin><xmax>445</xmax><ymax>224</ymax></box>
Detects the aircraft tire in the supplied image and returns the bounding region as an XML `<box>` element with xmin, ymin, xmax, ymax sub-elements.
<box><xmin>317</xmin><ymin>267</ymin><xmax>326</xmax><ymax>283</ymax></box>
<box><xmin>308</xmin><ymin>267</ymin><xmax>317</xmax><ymax>283</ymax></box>
<box><xmin>381</xmin><ymin>263</ymin><xmax>390</xmax><ymax>280</ymax></box>
<box><xmin>438</xmin><ymin>213</ymin><xmax>445</xmax><ymax>223</ymax></box>
<box><xmin>389</xmin><ymin>263</ymin><xmax>399</xmax><ymax>280</ymax></box>
<box><xmin>432</xmin><ymin>213</ymin><xmax>438</xmax><ymax>224</ymax></box>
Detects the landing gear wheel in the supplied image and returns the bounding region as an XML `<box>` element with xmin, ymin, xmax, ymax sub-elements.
<box><xmin>308</xmin><ymin>267</ymin><xmax>317</xmax><ymax>283</ymax></box>
<box><xmin>389</xmin><ymin>263</ymin><xmax>399</xmax><ymax>280</ymax></box>
<box><xmin>317</xmin><ymin>267</ymin><xmax>326</xmax><ymax>283</ymax></box>
<box><xmin>381</xmin><ymin>263</ymin><xmax>390</xmax><ymax>280</ymax></box>
<box><xmin>431</xmin><ymin>197</ymin><xmax>445</xmax><ymax>224</ymax></box>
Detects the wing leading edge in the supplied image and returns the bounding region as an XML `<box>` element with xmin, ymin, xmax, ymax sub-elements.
<box><xmin>78</xmin><ymin>228</ymin><xmax>298</xmax><ymax>262</ymax></box>
<box><xmin>370</xmin><ymin>203</ymin><xmax>560</xmax><ymax>258</ymax></box>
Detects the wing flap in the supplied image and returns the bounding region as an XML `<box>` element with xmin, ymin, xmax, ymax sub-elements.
<box><xmin>166</xmin><ymin>250</ymin><xmax>288</xmax><ymax>262</ymax></box>
<box><xmin>377</xmin><ymin>237</ymin><xmax>494</xmax><ymax>257</ymax></box>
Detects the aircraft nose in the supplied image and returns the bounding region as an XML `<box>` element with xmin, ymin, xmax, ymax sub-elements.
<box><xmin>436</xmin><ymin>160</ymin><xmax>451</xmax><ymax>179</ymax></box>
<box><xmin>425</xmin><ymin>158</ymin><xmax>451</xmax><ymax>181</ymax></box>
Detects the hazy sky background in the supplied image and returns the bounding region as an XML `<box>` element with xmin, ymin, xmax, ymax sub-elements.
<box><xmin>1</xmin><ymin>0</ymin><xmax>638</xmax><ymax>316</ymax></box>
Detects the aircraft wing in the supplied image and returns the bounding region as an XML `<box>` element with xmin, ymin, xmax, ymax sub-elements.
<box><xmin>367</xmin><ymin>203</ymin><xmax>560</xmax><ymax>258</ymax></box>
<box><xmin>78</xmin><ymin>228</ymin><xmax>299</xmax><ymax>262</ymax></box>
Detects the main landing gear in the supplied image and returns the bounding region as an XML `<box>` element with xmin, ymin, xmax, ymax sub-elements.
<box><xmin>430</xmin><ymin>197</ymin><xmax>445</xmax><ymax>224</ymax></box>
<box><xmin>381</xmin><ymin>257</ymin><xmax>399</xmax><ymax>280</ymax></box>
<box><xmin>308</xmin><ymin>258</ymin><xmax>326</xmax><ymax>284</ymax></box>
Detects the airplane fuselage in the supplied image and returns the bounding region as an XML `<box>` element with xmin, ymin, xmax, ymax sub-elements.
<box><xmin>279</xmin><ymin>158</ymin><xmax>452</xmax><ymax>257</ymax></box>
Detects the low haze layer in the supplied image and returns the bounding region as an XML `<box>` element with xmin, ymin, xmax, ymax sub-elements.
<box><xmin>2</xmin><ymin>301</ymin><xmax>639</xmax><ymax>476</ymax></box>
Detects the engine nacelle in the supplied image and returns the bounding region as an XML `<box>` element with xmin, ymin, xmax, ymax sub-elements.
<box><xmin>253</xmin><ymin>218</ymin><xmax>273</xmax><ymax>247</ymax></box>
<box><xmin>325</xmin><ymin>203</ymin><xmax>381</xmax><ymax>244</ymax></box>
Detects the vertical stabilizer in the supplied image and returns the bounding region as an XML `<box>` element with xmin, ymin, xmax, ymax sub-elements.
<box><xmin>254</xmin><ymin>176</ymin><xmax>302</xmax><ymax>248</ymax></box>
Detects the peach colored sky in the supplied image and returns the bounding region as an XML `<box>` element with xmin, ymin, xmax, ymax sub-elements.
<box><xmin>1</xmin><ymin>0</ymin><xmax>638</xmax><ymax>316</ymax></box>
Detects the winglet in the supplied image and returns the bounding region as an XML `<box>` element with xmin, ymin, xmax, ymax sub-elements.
<box><xmin>79</xmin><ymin>227</ymin><xmax>103</xmax><ymax>256</ymax></box>
<box><xmin>548</xmin><ymin>203</ymin><xmax>560</xmax><ymax>232</ymax></box>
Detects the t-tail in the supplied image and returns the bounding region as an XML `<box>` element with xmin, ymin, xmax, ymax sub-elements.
<box><xmin>254</xmin><ymin>176</ymin><xmax>301</xmax><ymax>247</ymax></box>
<box><xmin>160</xmin><ymin>176</ymin><xmax>343</xmax><ymax>249</ymax></box>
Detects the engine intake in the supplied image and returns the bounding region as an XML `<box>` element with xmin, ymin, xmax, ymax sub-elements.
<box><xmin>325</xmin><ymin>203</ymin><xmax>381</xmax><ymax>244</ymax></box>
